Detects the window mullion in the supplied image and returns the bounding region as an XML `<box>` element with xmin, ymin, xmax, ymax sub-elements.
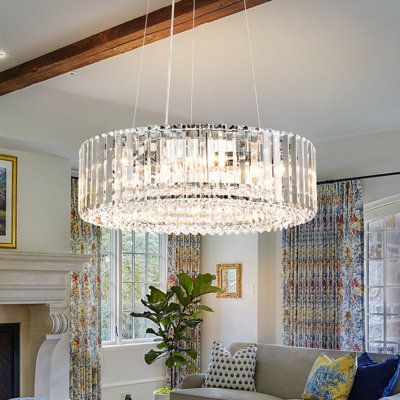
<box><xmin>383</xmin><ymin>232</ymin><xmax>387</xmax><ymax>352</ymax></box>
<box><xmin>111</xmin><ymin>229</ymin><xmax>118</xmax><ymax>345</ymax></box>
<box><xmin>132</xmin><ymin>231</ymin><xmax>135</xmax><ymax>340</ymax></box>
<box><xmin>364</xmin><ymin>231</ymin><xmax>369</xmax><ymax>351</ymax></box>
<box><xmin>116</xmin><ymin>229</ymin><xmax>123</xmax><ymax>346</ymax></box>
<box><xmin>161</xmin><ymin>234</ymin><xmax>168</xmax><ymax>292</ymax></box>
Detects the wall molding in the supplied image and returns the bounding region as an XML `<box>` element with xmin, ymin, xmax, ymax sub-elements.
<box><xmin>102</xmin><ymin>376</ymin><xmax>165</xmax><ymax>389</ymax></box>
<box><xmin>364</xmin><ymin>193</ymin><xmax>400</xmax><ymax>221</ymax></box>
<box><xmin>364</xmin><ymin>193</ymin><xmax>400</xmax><ymax>212</ymax></box>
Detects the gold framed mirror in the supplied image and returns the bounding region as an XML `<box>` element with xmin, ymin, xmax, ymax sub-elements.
<box><xmin>216</xmin><ymin>263</ymin><xmax>242</xmax><ymax>298</ymax></box>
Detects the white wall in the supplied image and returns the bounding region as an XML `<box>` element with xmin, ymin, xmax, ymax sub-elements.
<box><xmin>201</xmin><ymin>234</ymin><xmax>259</xmax><ymax>369</ymax></box>
<box><xmin>257</xmin><ymin>231</ymin><xmax>282</xmax><ymax>345</ymax></box>
<box><xmin>102</xmin><ymin>344</ymin><xmax>165</xmax><ymax>400</ymax></box>
<box><xmin>0</xmin><ymin>147</ymin><xmax>70</xmax><ymax>253</ymax></box>
<box><xmin>315</xmin><ymin>129</ymin><xmax>400</xmax><ymax>182</ymax></box>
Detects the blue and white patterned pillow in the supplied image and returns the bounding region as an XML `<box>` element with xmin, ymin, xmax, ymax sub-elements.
<box><xmin>203</xmin><ymin>341</ymin><xmax>257</xmax><ymax>391</ymax></box>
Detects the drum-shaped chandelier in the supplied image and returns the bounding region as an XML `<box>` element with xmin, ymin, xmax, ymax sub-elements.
<box><xmin>78</xmin><ymin>1</ymin><xmax>317</xmax><ymax>235</ymax></box>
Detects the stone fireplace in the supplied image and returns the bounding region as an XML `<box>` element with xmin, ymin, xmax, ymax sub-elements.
<box><xmin>0</xmin><ymin>251</ymin><xmax>89</xmax><ymax>399</ymax></box>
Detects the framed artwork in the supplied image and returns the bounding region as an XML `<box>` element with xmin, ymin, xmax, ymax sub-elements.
<box><xmin>0</xmin><ymin>155</ymin><xmax>17</xmax><ymax>249</ymax></box>
<box><xmin>217</xmin><ymin>263</ymin><xmax>242</xmax><ymax>298</ymax></box>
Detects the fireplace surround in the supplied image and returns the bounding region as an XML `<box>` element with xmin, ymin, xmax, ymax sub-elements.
<box><xmin>0</xmin><ymin>251</ymin><xmax>89</xmax><ymax>399</ymax></box>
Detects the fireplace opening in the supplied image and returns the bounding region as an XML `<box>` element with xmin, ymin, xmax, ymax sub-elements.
<box><xmin>0</xmin><ymin>323</ymin><xmax>20</xmax><ymax>400</ymax></box>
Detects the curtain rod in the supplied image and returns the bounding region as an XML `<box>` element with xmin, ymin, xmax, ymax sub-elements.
<box><xmin>318</xmin><ymin>171</ymin><xmax>400</xmax><ymax>185</ymax></box>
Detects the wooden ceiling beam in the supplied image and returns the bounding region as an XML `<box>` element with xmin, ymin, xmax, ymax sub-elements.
<box><xmin>0</xmin><ymin>0</ymin><xmax>270</xmax><ymax>96</ymax></box>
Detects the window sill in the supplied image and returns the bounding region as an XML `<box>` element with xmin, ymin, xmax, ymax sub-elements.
<box><xmin>102</xmin><ymin>341</ymin><xmax>159</xmax><ymax>353</ymax></box>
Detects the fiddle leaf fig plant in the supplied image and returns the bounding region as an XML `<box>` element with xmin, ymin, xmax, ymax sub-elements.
<box><xmin>131</xmin><ymin>272</ymin><xmax>222</xmax><ymax>389</ymax></box>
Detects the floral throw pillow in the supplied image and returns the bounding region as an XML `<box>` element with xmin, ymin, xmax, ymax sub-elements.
<box><xmin>203</xmin><ymin>341</ymin><xmax>257</xmax><ymax>391</ymax></box>
<box><xmin>302</xmin><ymin>352</ymin><xmax>357</xmax><ymax>400</ymax></box>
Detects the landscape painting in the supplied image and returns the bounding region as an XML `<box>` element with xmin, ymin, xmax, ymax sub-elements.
<box><xmin>0</xmin><ymin>155</ymin><xmax>17</xmax><ymax>248</ymax></box>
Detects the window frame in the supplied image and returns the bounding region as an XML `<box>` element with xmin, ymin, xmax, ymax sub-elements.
<box><xmin>102</xmin><ymin>230</ymin><xmax>167</xmax><ymax>347</ymax></box>
<box><xmin>365</xmin><ymin>211</ymin><xmax>400</xmax><ymax>354</ymax></box>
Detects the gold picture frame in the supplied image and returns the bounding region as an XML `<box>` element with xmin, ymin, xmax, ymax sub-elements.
<box><xmin>0</xmin><ymin>154</ymin><xmax>17</xmax><ymax>249</ymax></box>
<box><xmin>217</xmin><ymin>264</ymin><xmax>242</xmax><ymax>298</ymax></box>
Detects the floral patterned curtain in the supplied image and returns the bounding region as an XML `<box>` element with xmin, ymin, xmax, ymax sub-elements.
<box><xmin>167</xmin><ymin>234</ymin><xmax>201</xmax><ymax>388</ymax></box>
<box><xmin>70</xmin><ymin>177</ymin><xmax>102</xmax><ymax>400</ymax></box>
<box><xmin>282</xmin><ymin>180</ymin><xmax>365</xmax><ymax>351</ymax></box>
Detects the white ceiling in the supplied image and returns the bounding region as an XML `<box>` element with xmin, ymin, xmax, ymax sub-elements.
<box><xmin>1</xmin><ymin>0</ymin><xmax>400</xmax><ymax>169</ymax></box>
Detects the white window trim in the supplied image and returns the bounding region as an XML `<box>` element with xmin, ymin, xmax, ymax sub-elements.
<box><xmin>102</xmin><ymin>231</ymin><xmax>168</xmax><ymax>347</ymax></box>
<box><xmin>364</xmin><ymin>200</ymin><xmax>400</xmax><ymax>354</ymax></box>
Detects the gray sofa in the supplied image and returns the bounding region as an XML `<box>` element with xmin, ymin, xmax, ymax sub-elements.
<box><xmin>171</xmin><ymin>343</ymin><xmax>400</xmax><ymax>400</ymax></box>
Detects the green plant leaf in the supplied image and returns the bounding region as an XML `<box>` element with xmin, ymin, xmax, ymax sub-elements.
<box><xmin>178</xmin><ymin>273</ymin><xmax>194</xmax><ymax>296</ymax></box>
<box><xmin>156</xmin><ymin>342</ymin><xmax>167</xmax><ymax>350</ymax></box>
<box><xmin>166</xmin><ymin>354</ymin><xmax>175</xmax><ymax>368</ymax></box>
<box><xmin>192</xmin><ymin>274</ymin><xmax>219</xmax><ymax>298</ymax></box>
<box><xmin>160</xmin><ymin>316</ymin><xmax>171</xmax><ymax>328</ymax></box>
<box><xmin>186</xmin><ymin>349</ymin><xmax>198</xmax><ymax>359</ymax></box>
<box><xmin>147</xmin><ymin>286</ymin><xmax>167</xmax><ymax>304</ymax></box>
<box><xmin>166</xmin><ymin>302</ymin><xmax>181</xmax><ymax>313</ymax></box>
<box><xmin>194</xmin><ymin>273</ymin><xmax>214</xmax><ymax>287</ymax></box>
<box><xmin>196</xmin><ymin>305</ymin><xmax>214</xmax><ymax>313</ymax></box>
<box><xmin>130</xmin><ymin>311</ymin><xmax>145</xmax><ymax>318</ymax></box>
<box><xmin>145</xmin><ymin>349</ymin><xmax>163</xmax><ymax>365</ymax></box>
<box><xmin>188</xmin><ymin>311</ymin><xmax>203</xmax><ymax>319</ymax></box>
<box><xmin>185</xmin><ymin>318</ymin><xmax>203</xmax><ymax>327</ymax></box>
<box><xmin>130</xmin><ymin>311</ymin><xmax>158</xmax><ymax>324</ymax></box>
<box><xmin>173</xmin><ymin>353</ymin><xmax>187</xmax><ymax>366</ymax></box>
<box><xmin>193</xmin><ymin>285</ymin><xmax>222</xmax><ymax>299</ymax></box>
<box><xmin>171</xmin><ymin>286</ymin><xmax>186</xmax><ymax>304</ymax></box>
<box><xmin>141</xmin><ymin>299</ymin><xmax>161</xmax><ymax>313</ymax></box>
<box><xmin>146</xmin><ymin>327</ymin><xmax>158</xmax><ymax>335</ymax></box>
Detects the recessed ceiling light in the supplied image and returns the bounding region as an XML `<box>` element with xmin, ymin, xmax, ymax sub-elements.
<box><xmin>0</xmin><ymin>51</ymin><xmax>7</xmax><ymax>59</ymax></box>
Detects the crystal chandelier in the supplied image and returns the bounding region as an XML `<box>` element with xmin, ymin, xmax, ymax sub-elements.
<box><xmin>78</xmin><ymin>1</ymin><xmax>317</xmax><ymax>235</ymax></box>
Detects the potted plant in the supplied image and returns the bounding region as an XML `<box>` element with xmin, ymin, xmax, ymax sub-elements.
<box><xmin>131</xmin><ymin>272</ymin><xmax>221</xmax><ymax>399</ymax></box>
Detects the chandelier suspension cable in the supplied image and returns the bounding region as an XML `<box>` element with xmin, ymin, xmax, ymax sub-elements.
<box><xmin>165</xmin><ymin>0</ymin><xmax>176</xmax><ymax>126</ymax></box>
<box><xmin>132</xmin><ymin>0</ymin><xmax>151</xmax><ymax>128</ymax></box>
<box><xmin>190</xmin><ymin>0</ymin><xmax>196</xmax><ymax>124</ymax></box>
<box><xmin>243</xmin><ymin>0</ymin><xmax>261</xmax><ymax>128</ymax></box>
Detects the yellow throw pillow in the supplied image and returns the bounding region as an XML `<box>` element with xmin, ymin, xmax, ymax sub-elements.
<box><xmin>302</xmin><ymin>353</ymin><xmax>357</xmax><ymax>400</ymax></box>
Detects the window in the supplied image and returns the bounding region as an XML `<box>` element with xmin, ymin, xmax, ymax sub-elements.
<box><xmin>100</xmin><ymin>229</ymin><xmax>167</xmax><ymax>345</ymax></box>
<box><xmin>365</xmin><ymin>213</ymin><xmax>400</xmax><ymax>354</ymax></box>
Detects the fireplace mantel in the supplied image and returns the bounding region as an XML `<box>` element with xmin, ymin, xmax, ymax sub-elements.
<box><xmin>0</xmin><ymin>251</ymin><xmax>90</xmax><ymax>399</ymax></box>
<box><xmin>0</xmin><ymin>251</ymin><xmax>90</xmax><ymax>306</ymax></box>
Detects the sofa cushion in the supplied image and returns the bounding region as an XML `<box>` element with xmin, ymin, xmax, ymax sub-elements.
<box><xmin>171</xmin><ymin>388</ymin><xmax>282</xmax><ymax>400</ymax></box>
<box><xmin>203</xmin><ymin>342</ymin><xmax>257</xmax><ymax>391</ymax></box>
<box><xmin>348</xmin><ymin>353</ymin><xmax>400</xmax><ymax>400</ymax></box>
<box><xmin>302</xmin><ymin>352</ymin><xmax>357</xmax><ymax>400</ymax></box>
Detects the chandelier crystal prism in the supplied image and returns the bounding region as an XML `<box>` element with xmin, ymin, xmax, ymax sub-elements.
<box><xmin>78</xmin><ymin>1</ymin><xmax>317</xmax><ymax>235</ymax></box>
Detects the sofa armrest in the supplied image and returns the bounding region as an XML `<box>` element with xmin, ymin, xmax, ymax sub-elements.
<box><xmin>180</xmin><ymin>374</ymin><xmax>206</xmax><ymax>389</ymax></box>
<box><xmin>381</xmin><ymin>394</ymin><xmax>400</xmax><ymax>400</ymax></box>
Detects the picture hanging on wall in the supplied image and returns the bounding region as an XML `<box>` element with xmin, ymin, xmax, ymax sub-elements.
<box><xmin>0</xmin><ymin>154</ymin><xmax>17</xmax><ymax>249</ymax></box>
<box><xmin>217</xmin><ymin>263</ymin><xmax>242</xmax><ymax>298</ymax></box>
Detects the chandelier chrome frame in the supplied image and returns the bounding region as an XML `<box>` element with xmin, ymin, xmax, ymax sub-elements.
<box><xmin>78</xmin><ymin>1</ymin><xmax>318</xmax><ymax>235</ymax></box>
